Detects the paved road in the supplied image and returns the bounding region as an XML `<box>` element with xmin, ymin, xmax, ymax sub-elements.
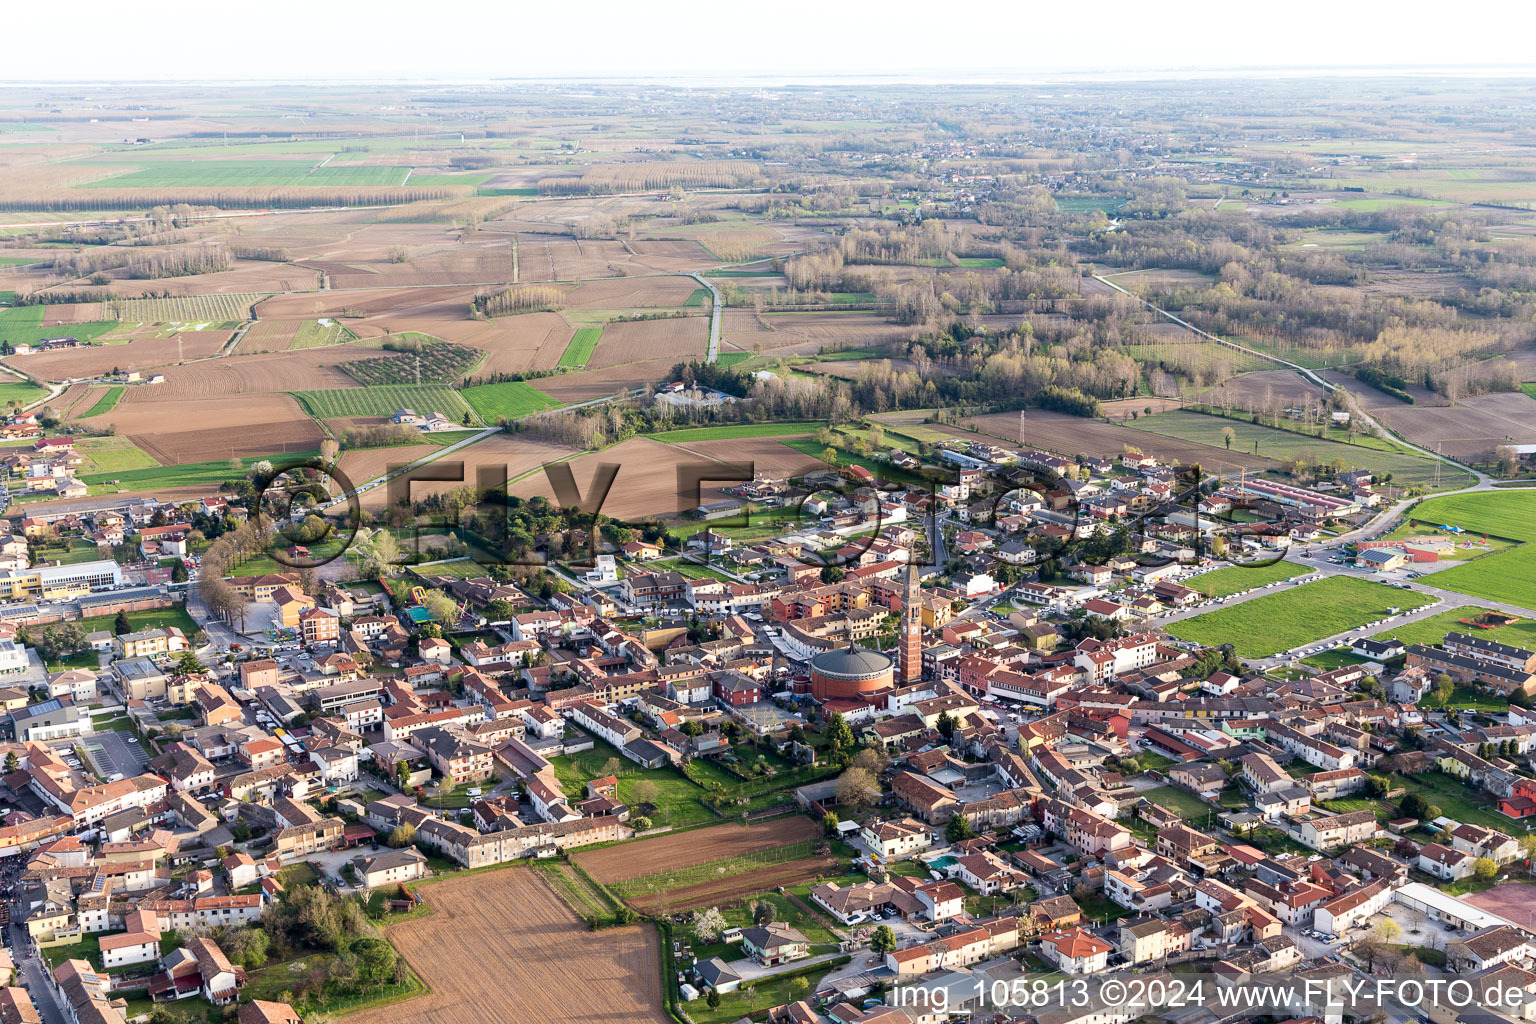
<box><xmin>690</xmin><ymin>273</ymin><xmax>723</xmax><ymax>364</ymax></box>
<box><xmin>6</xmin><ymin>920</ymin><xmax>67</xmax><ymax>1024</ymax></box>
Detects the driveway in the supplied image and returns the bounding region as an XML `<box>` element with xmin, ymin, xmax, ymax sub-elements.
<box><xmin>726</xmin><ymin>949</ymin><xmax>846</xmax><ymax>983</ymax></box>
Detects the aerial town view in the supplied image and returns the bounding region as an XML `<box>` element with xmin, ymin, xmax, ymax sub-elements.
<box><xmin>3</xmin><ymin>10</ymin><xmax>1536</xmax><ymax>1024</ymax></box>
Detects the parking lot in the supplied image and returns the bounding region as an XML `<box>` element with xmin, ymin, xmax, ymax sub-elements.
<box><xmin>82</xmin><ymin>731</ymin><xmax>150</xmax><ymax>779</ymax></box>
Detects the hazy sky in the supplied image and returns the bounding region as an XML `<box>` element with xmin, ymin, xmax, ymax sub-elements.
<box><xmin>9</xmin><ymin>0</ymin><xmax>1535</xmax><ymax>82</ymax></box>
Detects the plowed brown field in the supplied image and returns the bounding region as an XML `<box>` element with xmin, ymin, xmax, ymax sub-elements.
<box><xmin>627</xmin><ymin>856</ymin><xmax>839</xmax><ymax>914</ymax></box>
<box><xmin>104</xmin><ymin>394</ymin><xmax>323</xmax><ymax>465</ymax></box>
<box><xmin>587</xmin><ymin>316</ymin><xmax>707</xmax><ymax>368</ymax></box>
<box><xmin>509</xmin><ymin>436</ymin><xmax>731</xmax><ymax>519</ymax></box>
<box><xmin>11</xmin><ymin>332</ymin><xmax>232</xmax><ymax>382</ymax></box>
<box><xmin>572</xmin><ymin>817</ymin><xmax>822</xmax><ymax>884</ymax></box>
<box><xmin>348</xmin><ymin>867</ymin><xmax>668</xmax><ymax>1024</ymax></box>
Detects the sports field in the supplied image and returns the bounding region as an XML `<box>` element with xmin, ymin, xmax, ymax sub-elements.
<box><xmin>460</xmin><ymin>380</ymin><xmax>559</xmax><ymax>422</ymax></box>
<box><xmin>1405</xmin><ymin>491</ymin><xmax>1536</xmax><ymax>609</ymax></box>
<box><xmin>1167</xmin><ymin>575</ymin><xmax>1435</xmax><ymax>657</ymax></box>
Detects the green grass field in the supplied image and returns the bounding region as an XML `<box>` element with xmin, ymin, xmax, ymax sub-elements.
<box><xmin>714</xmin><ymin>351</ymin><xmax>752</xmax><ymax>368</ymax></box>
<box><xmin>1140</xmin><ymin>786</ymin><xmax>1224</xmax><ymax>825</ymax></box>
<box><xmin>683</xmin><ymin>288</ymin><xmax>712</xmax><ymax>307</ymax></box>
<box><xmin>1370</xmin><ymin>605</ymin><xmax>1536</xmax><ymax>651</ymax></box>
<box><xmin>1188</xmin><ymin>560</ymin><xmax>1308</xmax><ymax>598</ymax></box>
<box><xmin>651</xmin><ymin>421</ymin><xmax>826</xmax><ymax>442</ymax></box>
<box><xmin>81</xmin><ymin>450</ymin><xmax>320</xmax><ymax>492</ymax></box>
<box><xmin>1405</xmin><ymin>491</ymin><xmax>1536</xmax><ymax>609</ymax></box>
<box><xmin>81</xmin><ymin>387</ymin><xmax>124</xmax><ymax>417</ymax></box>
<box><xmin>294</xmin><ymin>385</ymin><xmax>474</xmax><ymax>422</ymax></box>
<box><xmin>0</xmin><ymin>305</ymin><xmax>118</xmax><ymax>348</ymax></box>
<box><xmin>0</xmin><ymin>378</ymin><xmax>47</xmax><ymax>407</ymax></box>
<box><xmin>459</xmin><ymin>381</ymin><xmax>558</xmax><ymax>422</ymax></box>
<box><xmin>94</xmin><ymin>161</ymin><xmax>412</xmax><ymax>188</ymax></box>
<box><xmin>1167</xmin><ymin>575</ymin><xmax>1435</xmax><ymax>658</ymax></box>
<box><xmin>74</xmin><ymin>436</ymin><xmax>158</xmax><ymax>474</ymax></box>
<box><xmin>557</xmin><ymin>326</ymin><xmax>603</xmax><ymax>368</ymax></box>
<box><xmin>1520</xmin><ymin>383</ymin><xmax>1536</xmax><ymax>402</ymax></box>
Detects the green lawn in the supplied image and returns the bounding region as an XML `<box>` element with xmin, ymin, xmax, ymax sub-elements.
<box><xmin>76</xmin><ymin>605</ymin><xmax>201</xmax><ymax>640</ymax></box>
<box><xmin>1300</xmin><ymin>649</ymin><xmax>1371</xmax><ymax>671</ymax></box>
<box><xmin>1141</xmin><ymin>785</ymin><xmax>1219</xmax><ymax>822</ymax></box>
<box><xmin>1166</xmin><ymin>575</ymin><xmax>1435</xmax><ymax>658</ymax></box>
<box><xmin>1405</xmin><ymin>491</ymin><xmax>1536</xmax><ymax>609</ymax></box>
<box><xmin>1188</xmin><ymin>560</ymin><xmax>1307</xmax><ymax>598</ymax></box>
<box><xmin>558</xmin><ymin>326</ymin><xmax>603</xmax><ymax>367</ymax></box>
<box><xmin>81</xmin><ymin>386</ymin><xmax>124</xmax><ymax>417</ymax></box>
<box><xmin>549</xmin><ymin>732</ymin><xmax>718</xmax><ymax>828</ymax></box>
<box><xmin>460</xmin><ymin>380</ymin><xmax>560</xmax><ymax>421</ymax></box>
<box><xmin>683</xmin><ymin>288</ymin><xmax>712</xmax><ymax>307</ymax></box>
<box><xmin>1394</xmin><ymin>771</ymin><xmax>1532</xmax><ymax>834</ymax></box>
<box><xmin>651</xmin><ymin>421</ymin><xmax>826</xmax><ymax>442</ymax></box>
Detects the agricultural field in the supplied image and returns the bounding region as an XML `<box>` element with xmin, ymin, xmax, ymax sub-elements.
<box><xmin>573</xmin><ymin>817</ymin><xmax>822</xmax><ymax>887</ymax></box>
<box><xmin>0</xmin><ymin>376</ymin><xmax>47</xmax><ymax>407</ymax></box>
<box><xmin>0</xmin><ymin>305</ymin><xmax>117</xmax><ymax>349</ymax></box>
<box><xmin>557</xmin><ymin>326</ymin><xmax>603</xmax><ymax>367</ymax></box>
<box><xmin>78</xmin><ymin>449</ymin><xmax>321</xmax><ymax>496</ymax></box>
<box><xmin>72</xmin><ymin>436</ymin><xmax>158</xmax><ymax>474</ymax></box>
<box><xmin>1187</xmin><ymin>560</ymin><xmax>1308</xmax><ymax>598</ymax></box>
<box><xmin>100</xmin><ymin>293</ymin><xmax>266</xmax><ymax>322</ymax></box>
<box><xmin>97</xmin><ymin>161</ymin><xmax>413</xmax><ymax>188</ymax></box>
<box><xmin>79</xmin><ymin>386</ymin><xmax>124</xmax><ymax>417</ymax></box>
<box><xmin>459</xmin><ymin>380</ymin><xmax>558</xmax><ymax>422</ymax></box>
<box><xmin>586</xmin><ymin>316</ymin><xmax>707</xmax><ymax>369</ymax></box>
<box><xmin>348</xmin><ymin>866</ymin><xmax>669</xmax><ymax>1024</ymax></box>
<box><xmin>510</xmin><ymin>437</ymin><xmax>725</xmax><ymax>519</ymax></box>
<box><xmin>340</xmin><ymin>343</ymin><xmax>481</xmax><ymax>386</ymax></box>
<box><xmin>88</xmin><ymin>393</ymin><xmax>325</xmax><ymax>468</ymax></box>
<box><xmin>1167</xmin><ymin>575</ymin><xmax>1436</xmax><ymax>657</ymax></box>
<box><xmin>241</xmin><ymin>317</ymin><xmax>356</xmax><ymax>353</ymax></box>
<box><xmin>1403</xmin><ymin>491</ymin><xmax>1536</xmax><ymax>609</ymax></box>
<box><xmin>293</xmin><ymin>385</ymin><xmax>475</xmax><ymax>422</ymax></box>
<box><xmin>1126</xmin><ymin>409</ymin><xmax>1463</xmax><ymax>490</ymax></box>
<box><xmin>649</xmin><ymin>421</ymin><xmax>826</xmax><ymax>442</ymax></box>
